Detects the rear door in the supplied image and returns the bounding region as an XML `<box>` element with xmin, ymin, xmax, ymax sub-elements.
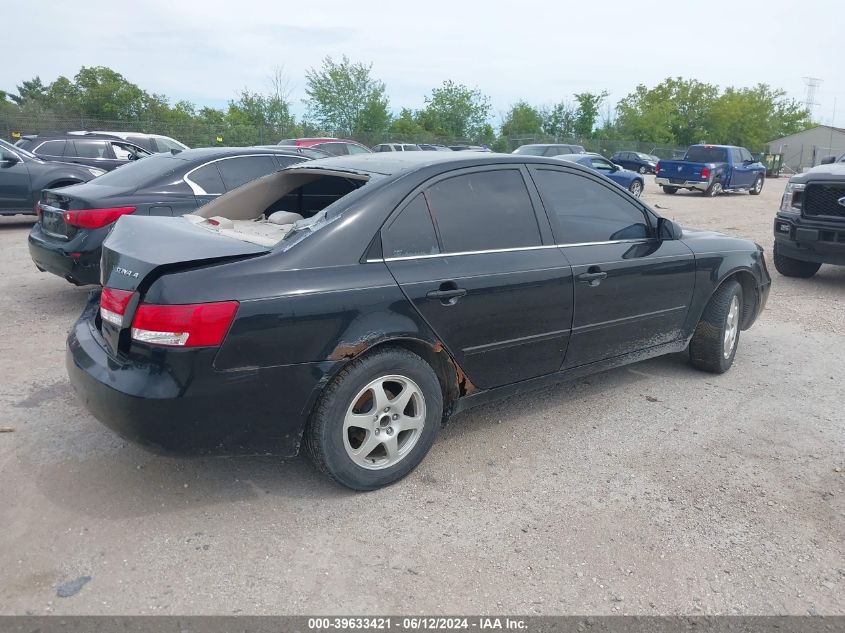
<box><xmin>529</xmin><ymin>165</ymin><xmax>695</xmax><ymax>368</ymax></box>
<box><xmin>383</xmin><ymin>166</ymin><xmax>573</xmax><ymax>390</ymax></box>
<box><xmin>69</xmin><ymin>139</ymin><xmax>120</xmax><ymax>170</ymax></box>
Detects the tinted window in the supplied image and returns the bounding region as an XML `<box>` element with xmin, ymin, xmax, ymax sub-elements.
<box><xmin>684</xmin><ymin>146</ymin><xmax>727</xmax><ymax>163</ymax></box>
<box><xmin>589</xmin><ymin>157</ymin><xmax>615</xmax><ymax>172</ymax></box>
<box><xmin>189</xmin><ymin>163</ymin><xmax>226</xmax><ymax>195</ymax></box>
<box><xmin>533</xmin><ymin>169</ymin><xmax>650</xmax><ymax>244</ymax></box>
<box><xmin>216</xmin><ymin>155</ymin><xmax>278</xmax><ymax>190</ymax></box>
<box><xmin>126</xmin><ymin>136</ymin><xmax>153</xmax><ymax>152</ymax></box>
<box><xmin>111</xmin><ymin>142</ymin><xmax>150</xmax><ymax>161</ymax></box>
<box><xmin>154</xmin><ymin>137</ymin><xmax>186</xmax><ymax>152</ymax></box>
<box><xmin>274</xmin><ymin>155</ymin><xmax>305</xmax><ymax>169</ymax></box>
<box><xmin>315</xmin><ymin>143</ymin><xmax>348</xmax><ymax>156</ymax></box>
<box><xmin>86</xmin><ymin>153</ymin><xmax>181</xmax><ymax>188</ymax></box>
<box><xmin>384</xmin><ymin>194</ymin><xmax>440</xmax><ymax>258</ymax></box>
<box><xmin>35</xmin><ymin>140</ymin><xmax>66</xmax><ymax>156</ymax></box>
<box><xmin>513</xmin><ymin>146</ymin><xmax>545</xmax><ymax>156</ymax></box>
<box><xmin>426</xmin><ymin>170</ymin><xmax>541</xmax><ymax>253</ymax></box>
<box><xmin>73</xmin><ymin>140</ymin><xmax>111</xmax><ymax>159</ymax></box>
<box><xmin>347</xmin><ymin>143</ymin><xmax>370</xmax><ymax>154</ymax></box>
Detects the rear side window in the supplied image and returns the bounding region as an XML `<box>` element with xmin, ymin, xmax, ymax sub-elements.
<box><xmin>426</xmin><ymin>170</ymin><xmax>541</xmax><ymax>253</ymax></box>
<box><xmin>274</xmin><ymin>155</ymin><xmax>305</xmax><ymax>169</ymax></box>
<box><xmin>72</xmin><ymin>140</ymin><xmax>111</xmax><ymax>159</ymax></box>
<box><xmin>35</xmin><ymin>140</ymin><xmax>66</xmax><ymax>156</ymax></box>
<box><xmin>216</xmin><ymin>156</ymin><xmax>278</xmax><ymax>190</ymax></box>
<box><xmin>383</xmin><ymin>194</ymin><xmax>440</xmax><ymax>258</ymax></box>
<box><xmin>189</xmin><ymin>163</ymin><xmax>226</xmax><ymax>195</ymax></box>
<box><xmin>315</xmin><ymin>143</ymin><xmax>348</xmax><ymax>156</ymax></box>
<box><xmin>533</xmin><ymin>169</ymin><xmax>650</xmax><ymax>244</ymax></box>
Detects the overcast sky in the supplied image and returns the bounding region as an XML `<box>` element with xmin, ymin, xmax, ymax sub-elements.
<box><xmin>6</xmin><ymin>0</ymin><xmax>845</xmax><ymax>127</ymax></box>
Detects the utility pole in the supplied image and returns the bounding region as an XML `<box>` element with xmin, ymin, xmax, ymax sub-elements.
<box><xmin>802</xmin><ymin>77</ymin><xmax>823</xmax><ymax>118</ymax></box>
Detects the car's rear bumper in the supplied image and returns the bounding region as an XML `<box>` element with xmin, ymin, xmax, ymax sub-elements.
<box><xmin>774</xmin><ymin>216</ymin><xmax>845</xmax><ymax>266</ymax></box>
<box><xmin>66</xmin><ymin>294</ymin><xmax>338</xmax><ymax>456</ymax></box>
<box><xmin>655</xmin><ymin>177</ymin><xmax>708</xmax><ymax>191</ymax></box>
<box><xmin>28</xmin><ymin>222</ymin><xmax>102</xmax><ymax>285</ymax></box>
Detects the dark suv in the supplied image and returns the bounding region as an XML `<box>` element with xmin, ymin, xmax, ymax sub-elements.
<box><xmin>774</xmin><ymin>152</ymin><xmax>845</xmax><ymax>277</ymax></box>
<box><xmin>0</xmin><ymin>139</ymin><xmax>103</xmax><ymax>215</ymax></box>
<box><xmin>16</xmin><ymin>133</ymin><xmax>152</xmax><ymax>171</ymax></box>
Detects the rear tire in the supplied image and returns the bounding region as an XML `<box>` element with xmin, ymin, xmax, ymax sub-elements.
<box><xmin>773</xmin><ymin>244</ymin><xmax>821</xmax><ymax>278</ymax></box>
<box><xmin>704</xmin><ymin>180</ymin><xmax>723</xmax><ymax>197</ymax></box>
<box><xmin>749</xmin><ymin>175</ymin><xmax>764</xmax><ymax>195</ymax></box>
<box><xmin>662</xmin><ymin>186</ymin><xmax>678</xmax><ymax>194</ymax></box>
<box><xmin>689</xmin><ymin>279</ymin><xmax>743</xmax><ymax>374</ymax></box>
<box><xmin>306</xmin><ymin>347</ymin><xmax>442</xmax><ymax>491</ymax></box>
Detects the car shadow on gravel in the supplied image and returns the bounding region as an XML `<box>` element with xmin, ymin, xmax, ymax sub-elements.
<box><xmin>21</xmin><ymin>351</ymin><xmax>701</xmax><ymax>518</ymax></box>
<box><xmin>0</xmin><ymin>216</ymin><xmax>36</xmax><ymax>228</ymax></box>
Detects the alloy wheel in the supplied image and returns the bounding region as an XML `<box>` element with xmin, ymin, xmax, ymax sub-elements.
<box><xmin>723</xmin><ymin>295</ymin><xmax>739</xmax><ymax>359</ymax></box>
<box><xmin>343</xmin><ymin>375</ymin><xmax>426</xmax><ymax>470</ymax></box>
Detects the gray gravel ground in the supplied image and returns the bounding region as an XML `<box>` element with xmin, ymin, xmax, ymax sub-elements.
<box><xmin>0</xmin><ymin>176</ymin><xmax>843</xmax><ymax>615</ymax></box>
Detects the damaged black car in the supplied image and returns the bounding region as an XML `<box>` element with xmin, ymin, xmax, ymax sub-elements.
<box><xmin>67</xmin><ymin>152</ymin><xmax>771</xmax><ymax>490</ymax></box>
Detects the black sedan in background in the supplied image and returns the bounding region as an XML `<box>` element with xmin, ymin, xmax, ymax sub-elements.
<box><xmin>67</xmin><ymin>152</ymin><xmax>770</xmax><ymax>490</ymax></box>
<box><xmin>610</xmin><ymin>151</ymin><xmax>659</xmax><ymax>174</ymax></box>
<box><xmin>1</xmin><ymin>139</ymin><xmax>105</xmax><ymax>215</ymax></box>
<box><xmin>29</xmin><ymin>146</ymin><xmax>320</xmax><ymax>285</ymax></box>
<box><xmin>16</xmin><ymin>133</ymin><xmax>153</xmax><ymax>171</ymax></box>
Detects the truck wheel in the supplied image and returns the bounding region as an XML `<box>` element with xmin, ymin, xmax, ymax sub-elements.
<box><xmin>749</xmin><ymin>175</ymin><xmax>764</xmax><ymax>195</ymax></box>
<box><xmin>689</xmin><ymin>279</ymin><xmax>743</xmax><ymax>374</ymax></box>
<box><xmin>662</xmin><ymin>186</ymin><xmax>678</xmax><ymax>194</ymax></box>
<box><xmin>306</xmin><ymin>347</ymin><xmax>442</xmax><ymax>491</ymax></box>
<box><xmin>704</xmin><ymin>180</ymin><xmax>723</xmax><ymax>197</ymax></box>
<box><xmin>773</xmin><ymin>244</ymin><xmax>821</xmax><ymax>278</ymax></box>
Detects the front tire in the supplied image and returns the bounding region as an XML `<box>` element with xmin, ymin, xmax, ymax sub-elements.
<box><xmin>628</xmin><ymin>180</ymin><xmax>643</xmax><ymax>197</ymax></box>
<box><xmin>639</xmin><ymin>165</ymin><xmax>647</xmax><ymax>174</ymax></box>
<box><xmin>773</xmin><ymin>243</ymin><xmax>821</xmax><ymax>278</ymax></box>
<box><xmin>306</xmin><ymin>347</ymin><xmax>442</xmax><ymax>491</ymax></box>
<box><xmin>749</xmin><ymin>175</ymin><xmax>764</xmax><ymax>195</ymax></box>
<box><xmin>689</xmin><ymin>279</ymin><xmax>743</xmax><ymax>374</ymax></box>
<box><xmin>662</xmin><ymin>186</ymin><xmax>678</xmax><ymax>194</ymax></box>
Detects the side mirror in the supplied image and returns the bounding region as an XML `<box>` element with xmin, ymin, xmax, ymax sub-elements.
<box><xmin>658</xmin><ymin>217</ymin><xmax>682</xmax><ymax>240</ymax></box>
<box><xmin>0</xmin><ymin>152</ymin><xmax>21</xmax><ymax>165</ymax></box>
<box><xmin>820</xmin><ymin>156</ymin><xmax>836</xmax><ymax>165</ymax></box>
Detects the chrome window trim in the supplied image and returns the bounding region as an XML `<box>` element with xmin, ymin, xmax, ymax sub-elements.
<box><xmin>38</xmin><ymin>203</ymin><xmax>70</xmax><ymax>240</ymax></box>
<box><xmin>375</xmin><ymin>238</ymin><xmax>653</xmax><ymax>263</ymax></box>
<box><xmin>183</xmin><ymin>154</ymin><xmax>277</xmax><ymax>196</ymax></box>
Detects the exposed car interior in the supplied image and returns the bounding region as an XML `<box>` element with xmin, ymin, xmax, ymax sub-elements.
<box><xmin>189</xmin><ymin>168</ymin><xmax>370</xmax><ymax>246</ymax></box>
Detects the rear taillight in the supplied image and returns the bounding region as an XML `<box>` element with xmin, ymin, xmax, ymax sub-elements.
<box><xmin>35</xmin><ymin>201</ymin><xmax>42</xmax><ymax>217</ymax></box>
<box><xmin>131</xmin><ymin>301</ymin><xmax>239</xmax><ymax>347</ymax></box>
<box><xmin>701</xmin><ymin>167</ymin><xmax>710</xmax><ymax>179</ymax></box>
<box><xmin>100</xmin><ymin>287</ymin><xmax>134</xmax><ymax>326</ymax></box>
<box><xmin>64</xmin><ymin>207</ymin><xmax>136</xmax><ymax>229</ymax></box>
<box><xmin>654</xmin><ymin>163</ymin><xmax>660</xmax><ymax>174</ymax></box>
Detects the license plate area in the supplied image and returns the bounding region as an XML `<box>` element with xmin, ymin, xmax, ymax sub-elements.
<box><xmin>41</xmin><ymin>209</ymin><xmax>68</xmax><ymax>239</ymax></box>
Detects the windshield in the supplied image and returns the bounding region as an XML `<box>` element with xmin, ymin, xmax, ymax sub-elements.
<box><xmin>86</xmin><ymin>152</ymin><xmax>183</xmax><ymax>187</ymax></box>
<box><xmin>1</xmin><ymin>139</ymin><xmax>37</xmax><ymax>159</ymax></box>
<box><xmin>684</xmin><ymin>146</ymin><xmax>728</xmax><ymax>163</ymax></box>
<box><xmin>513</xmin><ymin>146</ymin><xmax>545</xmax><ymax>156</ymax></box>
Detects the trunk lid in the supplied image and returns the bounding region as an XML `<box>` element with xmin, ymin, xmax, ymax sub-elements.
<box><xmin>101</xmin><ymin>215</ymin><xmax>268</xmax><ymax>291</ymax></box>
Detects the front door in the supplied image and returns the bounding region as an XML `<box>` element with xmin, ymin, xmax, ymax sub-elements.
<box><xmin>0</xmin><ymin>149</ymin><xmax>32</xmax><ymax>212</ymax></box>
<box><xmin>529</xmin><ymin>165</ymin><xmax>696</xmax><ymax>368</ymax></box>
<box><xmin>383</xmin><ymin>167</ymin><xmax>574</xmax><ymax>390</ymax></box>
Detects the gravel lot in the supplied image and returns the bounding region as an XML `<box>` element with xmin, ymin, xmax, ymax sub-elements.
<box><xmin>0</xmin><ymin>176</ymin><xmax>843</xmax><ymax>616</ymax></box>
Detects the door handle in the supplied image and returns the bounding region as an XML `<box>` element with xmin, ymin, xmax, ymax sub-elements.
<box><xmin>426</xmin><ymin>282</ymin><xmax>467</xmax><ymax>305</ymax></box>
<box><xmin>577</xmin><ymin>269</ymin><xmax>608</xmax><ymax>287</ymax></box>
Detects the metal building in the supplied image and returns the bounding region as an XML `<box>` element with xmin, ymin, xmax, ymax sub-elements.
<box><xmin>767</xmin><ymin>125</ymin><xmax>845</xmax><ymax>173</ymax></box>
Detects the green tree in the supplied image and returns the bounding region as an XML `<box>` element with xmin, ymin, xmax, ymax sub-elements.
<box><xmin>10</xmin><ymin>76</ymin><xmax>49</xmax><ymax>106</ymax></box>
<box><xmin>500</xmin><ymin>101</ymin><xmax>543</xmax><ymax>140</ymax></box>
<box><xmin>541</xmin><ymin>101</ymin><xmax>577</xmax><ymax>138</ymax></box>
<box><xmin>573</xmin><ymin>91</ymin><xmax>609</xmax><ymax>138</ymax></box>
<box><xmin>706</xmin><ymin>84</ymin><xmax>810</xmax><ymax>149</ymax></box>
<box><xmin>304</xmin><ymin>55</ymin><xmax>390</xmax><ymax>140</ymax></box>
<box><xmin>419</xmin><ymin>80</ymin><xmax>491</xmax><ymax>141</ymax></box>
<box><xmin>616</xmin><ymin>77</ymin><xmax>718</xmax><ymax>146</ymax></box>
<box><xmin>388</xmin><ymin>108</ymin><xmax>427</xmax><ymax>140</ymax></box>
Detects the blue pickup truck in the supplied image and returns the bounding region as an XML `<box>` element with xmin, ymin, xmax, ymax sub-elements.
<box><xmin>655</xmin><ymin>144</ymin><xmax>766</xmax><ymax>197</ymax></box>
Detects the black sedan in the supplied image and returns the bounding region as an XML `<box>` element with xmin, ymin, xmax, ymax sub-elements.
<box><xmin>29</xmin><ymin>146</ymin><xmax>321</xmax><ymax>285</ymax></box>
<box><xmin>67</xmin><ymin>152</ymin><xmax>771</xmax><ymax>490</ymax></box>
<box><xmin>610</xmin><ymin>151</ymin><xmax>659</xmax><ymax>174</ymax></box>
<box><xmin>1</xmin><ymin>139</ymin><xmax>104</xmax><ymax>215</ymax></box>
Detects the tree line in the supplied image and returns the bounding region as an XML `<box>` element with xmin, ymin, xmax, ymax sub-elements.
<box><xmin>1</xmin><ymin>59</ymin><xmax>813</xmax><ymax>151</ymax></box>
